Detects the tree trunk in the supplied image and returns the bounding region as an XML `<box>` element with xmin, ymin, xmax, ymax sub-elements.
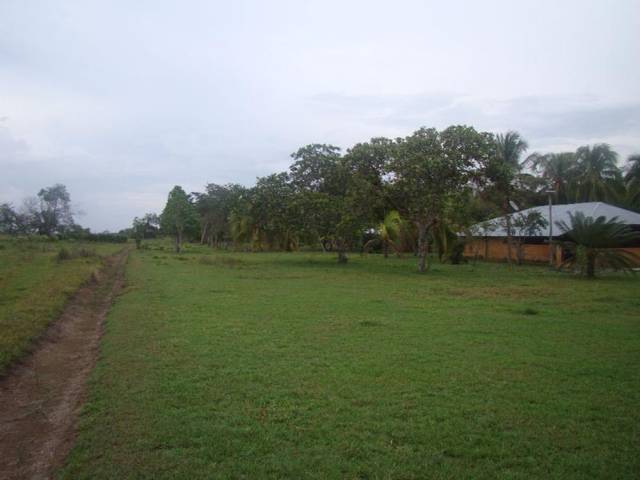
<box><xmin>504</xmin><ymin>198</ymin><xmax>513</xmax><ymax>265</ymax></box>
<box><xmin>135</xmin><ymin>238</ymin><xmax>141</xmax><ymax>249</ymax></box>
<box><xmin>200</xmin><ymin>224</ymin><xmax>207</xmax><ymax>244</ymax></box>
<box><xmin>516</xmin><ymin>241</ymin><xmax>523</xmax><ymax>265</ymax></box>
<box><xmin>336</xmin><ymin>239</ymin><xmax>348</xmax><ymax>264</ymax></box>
<box><xmin>417</xmin><ymin>221</ymin><xmax>429</xmax><ymax>273</ymax></box>
<box><xmin>586</xmin><ymin>252</ymin><xmax>596</xmax><ymax>278</ymax></box>
<box><xmin>175</xmin><ymin>231</ymin><xmax>181</xmax><ymax>254</ymax></box>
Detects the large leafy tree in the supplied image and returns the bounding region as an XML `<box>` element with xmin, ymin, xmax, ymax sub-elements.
<box><xmin>193</xmin><ymin>183</ymin><xmax>244</xmax><ymax>247</ymax></box>
<box><xmin>556</xmin><ymin>212</ymin><xmax>639</xmax><ymax>277</ymax></box>
<box><xmin>289</xmin><ymin>144</ymin><xmax>358</xmax><ymax>263</ymax></box>
<box><xmin>248</xmin><ymin>173</ymin><xmax>300</xmax><ymax>251</ymax></box>
<box><xmin>388</xmin><ymin>126</ymin><xmax>494</xmax><ymax>272</ymax></box>
<box><xmin>574</xmin><ymin>144</ymin><xmax>622</xmax><ymax>202</ymax></box>
<box><xmin>160</xmin><ymin>186</ymin><xmax>198</xmax><ymax>253</ymax></box>
<box><xmin>343</xmin><ymin>138</ymin><xmax>393</xmax><ymax>225</ymax></box>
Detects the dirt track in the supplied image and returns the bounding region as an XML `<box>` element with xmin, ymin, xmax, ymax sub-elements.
<box><xmin>0</xmin><ymin>249</ymin><xmax>128</xmax><ymax>480</ymax></box>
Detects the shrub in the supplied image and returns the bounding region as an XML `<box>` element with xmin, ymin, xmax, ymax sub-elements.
<box><xmin>199</xmin><ymin>256</ymin><xmax>245</xmax><ymax>268</ymax></box>
<box><xmin>448</xmin><ymin>240</ymin><xmax>467</xmax><ymax>265</ymax></box>
<box><xmin>556</xmin><ymin>212</ymin><xmax>640</xmax><ymax>277</ymax></box>
<box><xmin>79</xmin><ymin>247</ymin><xmax>97</xmax><ymax>258</ymax></box>
<box><xmin>56</xmin><ymin>247</ymin><xmax>72</xmax><ymax>261</ymax></box>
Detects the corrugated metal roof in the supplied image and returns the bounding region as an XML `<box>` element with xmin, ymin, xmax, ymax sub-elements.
<box><xmin>470</xmin><ymin>202</ymin><xmax>640</xmax><ymax>237</ymax></box>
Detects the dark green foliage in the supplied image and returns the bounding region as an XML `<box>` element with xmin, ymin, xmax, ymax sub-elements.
<box><xmin>36</xmin><ymin>184</ymin><xmax>75</xmax><ymax>236</ymax></box>
<box><xmin>525</xmin><ymin>152</ymin><xmax>577</xmax><ymax>203</ymax></box>
<box><xmin>389</xmin><ymin>126</ymin><xmax>496</xmax><ymax>272</ymax></box>
<box><xmin>56</xmin><ymin>246</ymin><xmax>72</xmax><ymax>261</ymax></box>
<box><xmin>160</xmin><ymin>186</ymin><xmax>199</xmax><ymax>253</ymax></box>
<box><xmin>141</xmin><ymin>129</ymin><xmax>637</xmax><ymax>269</ymax></box>
<box><xmin>556</xmin><ymin>212</ymin><xmax>640</xmax><ymax>277</ymax></box>
<box><xmin>574</xmin><ymin>144</ymin><xmax>621</xmax><ymax>202</ymax></box>
<box><xmin>448</xmin><ymin>239</ymin><xmax>467</xmax><ymax>264</ymax></box>
<box><xmin>56</xmin><ymin>246</ymin><xmax>97</xmax><ymax>262</ymax></box>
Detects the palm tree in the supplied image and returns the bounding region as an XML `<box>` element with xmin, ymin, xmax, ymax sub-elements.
<box><xmin>525</xmin><ymin>152</ymin><xmax>577</xmax><ymax>203</ymax></box>
<box><xmin>363</xmin><ymin>210</ymin><xmax>402</xmax><ymax>258</ymax></box>
<box><xmin>622</xmin><ymin>155</ymin><xmax>640</xmax><ymax>212</ymax></box>
<box><xmin>494</xmin><ymin>131</ymin><xmax>529</xmax><ymax>264</ymax></box>
<box><xmin>555</xmin><ymin>212</ymin><xmax>639</xmax><ymax>277</ymax></box>
<box><xmin>574</xmin><ymin>144</ymin><xmax>622</xmax><ymax>202</ymax></box>
<box><xmin>624</xmin><ymin>154</ymin><xmax>640</xmax><ymax>185</ymax></box>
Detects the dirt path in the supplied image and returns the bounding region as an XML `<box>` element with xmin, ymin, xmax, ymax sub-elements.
<box><xmin>0</xmin><ymin>249</ymin><xmax>129</xmax><ymax>480</ymax></box>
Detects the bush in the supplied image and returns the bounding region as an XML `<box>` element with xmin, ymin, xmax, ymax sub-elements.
<box><xmin>448</xmin><ymin>241</ymin><xmax>467</xmax><ymax>265</ymax></box>
<box><xmin>199</xmin><ymin>256</ymin><xmax>245</xmax><ymax>268</ymax></box>
<box><xmin>75</xmin><ymin>247</ymin><xmax>97</xmax><ymax>258</ymax></box>
<box><xmin>56</xmin><ymin>246</ymin><xmax>97</xmax><ymax>262</ymax></box>
<box><xmin>56</xmin><ymin>247</ymin><xmax>72</xmax><ymax>261</ymax></box>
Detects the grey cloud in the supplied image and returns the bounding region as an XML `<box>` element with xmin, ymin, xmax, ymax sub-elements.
<box><xmin>1</xmin><ymin>0</ymin><xmax>639</xmax><ymax>231</ymax></box>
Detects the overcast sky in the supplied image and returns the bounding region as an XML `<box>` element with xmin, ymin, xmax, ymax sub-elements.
<box><xmin>1</xmin><ymin>0</ymin><xmax>639</xmax><ymax>231</ymax></box>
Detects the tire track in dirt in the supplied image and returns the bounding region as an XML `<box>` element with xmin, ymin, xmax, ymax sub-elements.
<box><xmin>0</xmin><ymin>248</ymin><xmax>129</xmax><ymax>480</ymax></box>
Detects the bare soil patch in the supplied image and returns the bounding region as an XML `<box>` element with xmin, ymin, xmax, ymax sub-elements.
<box><xmin>0</xmin><ymin>249</ymin><xmax>128</xmax><ymax>480</ymax></box>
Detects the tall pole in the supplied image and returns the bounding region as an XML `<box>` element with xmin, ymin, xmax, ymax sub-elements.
<box><xmin>547</xmin><ymin>190</ymin><xmax>554</xmax><ymax>267</ymax></box>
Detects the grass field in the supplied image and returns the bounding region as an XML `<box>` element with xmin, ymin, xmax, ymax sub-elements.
<box><xmin>0</xmin><ymin>237</ymin><xmax>124</xmax><ymax>374</ymax></box>
<box><xmin>56</xmin><ymin>244</ymin><xmax>640</xmax><ymax>479</ymax></box>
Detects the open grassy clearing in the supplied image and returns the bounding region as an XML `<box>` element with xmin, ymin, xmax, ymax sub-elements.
<box><xmin>0</xmin><ymin>237</ymin><xmax>124</xmax><ymax>374</ymax></box>
<box><xmin>60</xmin><ymin>245</ymin><xmax>640</xmax><ymax>479</ymax></box>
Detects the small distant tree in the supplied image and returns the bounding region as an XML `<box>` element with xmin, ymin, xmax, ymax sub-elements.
<box><xmin>509</xmin><ymin>211</ymin><xmax>548</xmax><ymax>264</ymax></box>
<box><xmin>555</xmin><ymin>212</ymin><xmax>639</xmax><ymax>277</ymax></box>
<box><xmin>36</xmin><ymin>184</ymin><xmax>75</xmax><ymax>236</ymax></box>
<box><xmin>160</xmin><ymin>186</ymin><xmax>198</xmax><ymax>253</ymax></box>
<box><xmin>131</xmin><ymin>214</ymin><xmax>159</xmax><ymax>249</ymax></box>
<box><xmin>0</xmin><ymin>203</ymin><xmax>20</xmax><ymax>234</ymax></box>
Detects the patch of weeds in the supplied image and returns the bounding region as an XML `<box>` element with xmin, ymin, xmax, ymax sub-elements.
<box><xmin>199</xmin><ymin>256</ymin><xmax>246</xmax><ymax>268</ymax></box>
<box><xmin>56</xmin><ymin>246</ymin><xmax>97</xmax><ymax>262</ymax></box>
<box><xmin>75</xmin><ymin>247</ymin><xmax>97</xmax><ymax>258</ymax></box>
<box><xmin>594</xmin><ymin>295</ymin><xmax>621</xmax><ymax>303</ymax></box>
<box><xmin>359</xmin><ymin>320</ymin><xmax>382</xmax><ymax>327</ymax></box>
<box><xmin>56</xmin><ymin>247</ymin><xmax>72</xmax><ymax>261</ymax></box>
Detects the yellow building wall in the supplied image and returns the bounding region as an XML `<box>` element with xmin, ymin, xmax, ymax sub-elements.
<box><xmin>464</xmin><ymin>239</ymin><xmax>640</xmax><ymax>266</ymax></box>
<box><xmin>464</xmin><ymin>238</ymin><xmax>560</xmax><ymax>264</ymax></box>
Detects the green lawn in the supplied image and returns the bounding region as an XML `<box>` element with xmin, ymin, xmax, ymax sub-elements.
<box><xmin>0</xmin><ymin>237</ymin><xmax>124</xmax><ymax>374</ymax></box>
<box><xmin>60</xmin><ymin>245</ymin><xmax>640</xmax><ymax>479</ymax></box>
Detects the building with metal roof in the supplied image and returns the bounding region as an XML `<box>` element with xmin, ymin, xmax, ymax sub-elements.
<box><xmin>464</xmin><ymin>202</ymin><xmax>640</xmax><ymax>264</ymax></box>
<box><xmin>471</xmin><ymin>202</ymin><xmax>640</xmax><ymax>238</ymax></box>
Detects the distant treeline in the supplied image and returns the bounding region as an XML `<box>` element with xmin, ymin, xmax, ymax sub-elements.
<box><xmin>145</xmin><ymin>126</ymin><xmax>639</xmax><ymax>271</ymax></box>
<box><xmin>0</xmin><ymin>184</ymin><xmax>127</xmax><ymax>243</ymax></box>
